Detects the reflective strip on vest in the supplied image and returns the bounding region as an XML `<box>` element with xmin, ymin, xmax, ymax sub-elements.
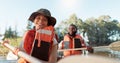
<box><xmin>35</xmin><ymin>26</ymin><xmax>54</xmax><ymax>45</ymax></box>
<box><xmin>37</xmin><ymin>29</ymin><xmax>52</xmax><ymax>35</ymax></box>
<box><xmin>23</xmin><ymin>26</ymin><xmax>54</xmax><ymax>55</ymax></box>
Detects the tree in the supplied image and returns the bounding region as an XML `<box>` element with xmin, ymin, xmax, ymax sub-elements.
<box><xmin>4</xmin><ymin>26</ymin><xmax>18</xmax><ymax>38</ymax></box>
<box><xmin>84</xmin><ymin>15</ymin><xmax>120</xmax><ymax>46</ymax></box>
<box><xmin>56</xmin><ymin>14</ymin><xmax>120</xmax><ymax>46</ymax></box>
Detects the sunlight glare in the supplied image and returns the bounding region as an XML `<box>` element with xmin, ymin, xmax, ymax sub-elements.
<box><xmin>61</xmin><ymin>0</ymin><xmax>77</xmax><ymax>8</ymax></box>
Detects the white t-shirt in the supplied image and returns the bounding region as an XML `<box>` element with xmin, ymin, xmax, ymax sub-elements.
<box><xmin>53</xmin><ymin>37</ymin><xmax>58</xmax><ymax>46</ymax></box>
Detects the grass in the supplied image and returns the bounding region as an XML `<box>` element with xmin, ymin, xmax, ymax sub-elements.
<box><xmin>0</xmin><ymin>37</ymin><xmax>22</xmax><ymax>56</ymax></box>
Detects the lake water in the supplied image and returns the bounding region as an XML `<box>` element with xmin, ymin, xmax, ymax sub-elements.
<box><xmin>93</xmin><ymin>48</ymin><xmax>120</xmax><ymax>62</ymax></box>
<box><xmin>0</xmin><ymin>60</ymin><xmax>16</xmax><ymax>63</ymax></box>
<box><xmin>0</xmin><ymin>56</ymin><xmax>16</xmax><ymax>63</ymax></box>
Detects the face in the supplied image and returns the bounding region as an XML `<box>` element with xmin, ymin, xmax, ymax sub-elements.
<box><xmin>34</xmin><ymin>15</ymin><xmax>48</xmax><ymax>30</ymax></box>
<box><xmin>68</xmin><ymin>25</ymin><xmax>76</xmax><ymax>35</ymax></box>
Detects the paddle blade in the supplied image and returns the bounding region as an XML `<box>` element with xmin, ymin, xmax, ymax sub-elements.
<box><xmin>109</xmin><ymin>41</ymin><xmax>120</xmax><ymax>51</ymax></box>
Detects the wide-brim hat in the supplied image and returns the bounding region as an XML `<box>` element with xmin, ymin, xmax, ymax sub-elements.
<box><xmin>28</xmin><ymin>8</ymin><xmax>56</xmax><ymax>26</ymax></box>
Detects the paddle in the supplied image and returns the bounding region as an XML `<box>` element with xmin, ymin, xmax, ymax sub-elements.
<box><xmin>0</xmin><ymin>35</ymin><xmax>47</xmax><ymax>63</ymax></box>
<box><xmin>109</xmin><ymin>41</ymin><xmax>120</xmax><ymax>51</ymax></box>
<box><xmin>58</xmin><ymin>41</ymin><xmax>120</xmax><ymax>52</ymax></box>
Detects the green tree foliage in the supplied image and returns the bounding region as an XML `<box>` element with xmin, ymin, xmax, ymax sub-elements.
<box><xmin>4</xmin><ymin>26</ymin><xmax>18</xmax><ymax>38</ymax></box>
<box><xmin>56</xmin><ymin>14</ymin><xmax>120</xmax><ymax>46</ymax></box>
<box><xmin>84</xmin><ymin>15</ymin><xmax>120</xmax><ymax>46</ymax></box>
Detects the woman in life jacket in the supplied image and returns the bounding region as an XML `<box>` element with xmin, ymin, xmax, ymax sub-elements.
<box><xmin>59</xmin><ymin>24</ymin><xmax>87</xmax><ymax>57</ymax></box>
<box><xmin>17</xmin><ymin>8</ymin><xmax>58</xmax><ymax>63</ymax></box>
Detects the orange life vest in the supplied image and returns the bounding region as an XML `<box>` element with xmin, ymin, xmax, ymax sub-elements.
<box><xmin>62</xmin><ymin>34</ymin><xmax>86</xmax><ymax>57</ymax></box>
<box><xmin>23</xmin><ymin>26</ymin><xmax>55</xmax><ymax>61</ymax></box>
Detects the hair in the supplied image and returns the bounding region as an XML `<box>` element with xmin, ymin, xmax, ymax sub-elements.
<box><xmin>47</xmin><ymin>17</ymin><xmax>51</xmax><ymax>26</ymax></box>
<box><xmin>69</xmin><ymin>24</ymin><xmax>77</xmax><ymax>31</ymax></box>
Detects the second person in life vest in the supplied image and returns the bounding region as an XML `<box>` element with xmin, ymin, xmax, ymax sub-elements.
<box><xmin>59</xmin><ymin>24</ymin><xmax>87</xmax><ymax>57</ymax></box>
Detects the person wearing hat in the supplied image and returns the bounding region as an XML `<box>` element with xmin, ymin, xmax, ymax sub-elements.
<box><xmin>17</xmin><ymin>8</ymin><xmax>58</xmax><ymax>63</ymax></box>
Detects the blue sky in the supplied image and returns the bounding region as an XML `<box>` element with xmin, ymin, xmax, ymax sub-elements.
<box><xmin>0</xmin><ymin>0</ymin><xmax>120</xmax><ymax>35</ymax></box>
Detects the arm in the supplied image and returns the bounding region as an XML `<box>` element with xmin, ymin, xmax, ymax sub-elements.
<box><xmin>79</xmin><ymin>36</ymin><xmax>86</xmax><ymax>47</ymax></box>
<box><xmin>58</xmin><ymin>40</ymin><xmax>64</xmax><ymax>49</ymax></box>
<box><xmin>49</xmin><ymin>44</ymin><xmax>58</xmax><ymax>63</ymax></box>
<box><xmin>79</xmin><ymin>35</ymin><xmax>94</xmax><ymax>53</ymax></box>
<box><xmin>49</xmin><ymin>37</ymin><xmax>58</xmax><ymax>63</ymax></box>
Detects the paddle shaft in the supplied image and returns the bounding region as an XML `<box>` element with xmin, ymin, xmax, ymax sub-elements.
<box><xmin>58</xmin><ymin>45</ymin><xmax>119</xmax><ymax>52</ymax></box>
<box><xmin>0</xmin><ymin>41</ymin><xmax>47</xmax><ymax>63</ymax></box>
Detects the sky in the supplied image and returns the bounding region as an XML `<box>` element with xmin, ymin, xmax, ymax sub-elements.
<box><xmin>0</xmin><ymin>0</ymin><xmax>120</xmax><ymax>36</ymax></box>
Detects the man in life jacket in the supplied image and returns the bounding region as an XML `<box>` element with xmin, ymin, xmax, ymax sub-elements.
<box><xmin>16</xmin><ymin>8</ymin><xmax>58</xmax><ymax>63</ymax></box>
<box><xmin>59</xmin><ymin>24</ymin><xmax>87</xmax><ymax>57</ymax></box>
